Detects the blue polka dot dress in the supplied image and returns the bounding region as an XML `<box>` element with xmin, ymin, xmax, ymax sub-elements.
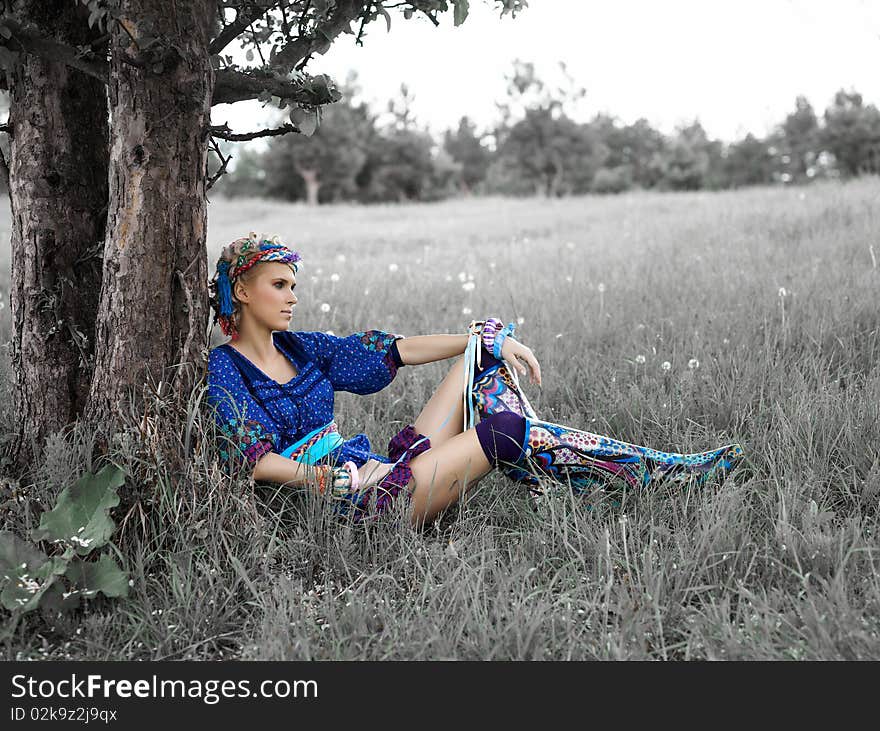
<box><xmin>207</xmin><ymin>329</ymin><xmax>413</xmax><ymax>473</ymax></box>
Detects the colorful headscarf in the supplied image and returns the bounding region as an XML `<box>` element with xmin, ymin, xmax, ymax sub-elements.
<box><xmin>210</xmin><ymin>232</ymin><xmax>302</xmax><ymax>340</ymax></box>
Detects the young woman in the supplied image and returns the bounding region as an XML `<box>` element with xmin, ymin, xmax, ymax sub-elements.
<box><xmin>207</xmin><ymin>234</ymin><xmax>744</xmax><ymax>527</ymax></box>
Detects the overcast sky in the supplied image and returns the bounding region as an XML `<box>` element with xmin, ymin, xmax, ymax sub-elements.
<box><xmin>211</xmin><ymin>0</ymin><xmax>880</xmax><ymax>143</ymax></box>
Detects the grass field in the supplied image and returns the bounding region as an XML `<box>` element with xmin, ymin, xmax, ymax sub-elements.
<box><xmin>1</xmin><ymin>178</ymin><xmax>879</xmax><ymax>659</ymax></box>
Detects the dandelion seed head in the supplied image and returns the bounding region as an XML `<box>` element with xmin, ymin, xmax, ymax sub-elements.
<box><xmin>320</xmin><ymin>303</ymin><xmax>331</xmax><ymax>313</ymax></box>
<box><xmin>330</xmin><ymin>273</ymin><xmax>340</xmax><ymax>282</ymax></box>
<box><xmin>661</xmin><ymin>361</ymin><xmax>671</xmax><ymax>371</ymax></box>
<box><xmin>778</xmin><ymin>287</ymin><xmax>787</xmax><ymax>298</ymax></box>
<box><xmin>517</xmin><ymin>317</ymin><xmax>525</xmax><ymax>325</ymax></box>
<box><xmin>461</xmin><ymin>281</ymin><xmax>475</xmax><ymax>292</ymax></box>
<box><xmin>388</xmin><ymin>263</ymin><xmax>399</xmax><ymax>272</ymax></box>
<box><xmin>635</xmin><ymin>355</ymin><xmax>646</xmax><ymax>364</ymax></box>
<box><xmin>688</xmin><ymin>358</ymin><xmax>700</xmax><ymax>369</ymax></box>
<box><xmin>597</xmin><ymin>282</ymin><xmax>606</xmax><ymax>293</ymax></box>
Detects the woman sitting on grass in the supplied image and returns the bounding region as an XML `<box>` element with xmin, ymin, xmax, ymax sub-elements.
<box><xmin>207</xmin><ymin>233</ymin><xmax>744</xmax><ymax>527</ymax></box>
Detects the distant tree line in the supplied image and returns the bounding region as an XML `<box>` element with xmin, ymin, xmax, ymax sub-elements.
<box><xmin>215</xmin><ymin>61</ymin><xmax>880</xmax><ymax>203</ymax></box>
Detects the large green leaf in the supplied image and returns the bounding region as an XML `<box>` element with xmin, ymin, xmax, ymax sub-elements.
<box><xmin>31</xmin><ymin>464</ymin><xmax>125</xmax><ymax>557</ymax></box>
<box><xmin>0</xmin><ymin>531</ymin><xmax>68</xmax><ymax>613</ymax></box>
<box><xmin>454</xmin><ymin>0</ymin><xmax>470</xmax><ymax>26</ymax></box>
<box><xmin>64</xmin><ymin>554</ymin><xmax>130</xmax><ymax>599</ymax></box>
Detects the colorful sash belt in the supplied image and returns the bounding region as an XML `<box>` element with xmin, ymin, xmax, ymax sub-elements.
<box><xmin>280</xmin><ymin>421</ymin><xmax>344</xmax><ymax>465</ymax></box>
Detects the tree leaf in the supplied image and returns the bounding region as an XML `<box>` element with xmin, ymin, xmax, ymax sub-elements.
<box><xmin>453</xmin><ymin>0</ymin><xmax>470</xmax><ymax>26</ymax></box>
<box><xmin>290</xmin><ymin>106</ymin><xmax>318</xmax><ymax>137</ymax></box>
<box><xmin>0</xmin><ymin>531</ymin><xmax>67</xmax><ymax>613</ymax></box>
<box><xmin>64</xmin><ymin>554</ymin><xmax>130</xmax><ymax>599</ymax></box>
<box><xmin>31</xmin><ymin>464</ymin><xmax>125</xmax><ymax>557</ymax></box>
<box><xmin>377</xmin><ymin>4</ymin><xmax>392</xmax><ymax>32</ymax></box>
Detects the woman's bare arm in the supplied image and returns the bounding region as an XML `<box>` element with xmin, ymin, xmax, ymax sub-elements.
<box><xmin>251</xmin><ymin>452</ymin><xmax>317</xmax><ymax>488</ymax></box>
<box><xmin>395</xmin><ymin>334</ymin><xmax>469</xmax><ymax>365</ymax></box>
<box><xmin>397</xmin><ymin>330</ymin><xmax>542</xmax><ymax>385</ymax></box>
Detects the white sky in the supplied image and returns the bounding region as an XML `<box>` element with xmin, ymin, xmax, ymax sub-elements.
<box><xmin>211</xmin><ymin>0</ymin><xmax>880</xmax><ymax>143</ymax></box>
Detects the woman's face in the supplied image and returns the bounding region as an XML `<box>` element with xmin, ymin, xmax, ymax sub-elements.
<box><xmin>234</xmin><ymin>261</ymin><xmax>298</xmax><ymax>332</ymax></box>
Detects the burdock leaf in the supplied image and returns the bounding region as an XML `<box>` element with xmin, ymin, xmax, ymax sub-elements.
<box><xmin>0</xmin><ymin>531</ymin><xmax>68</xmax><ymax>613</ymax></box>
<box><xmin>31</xmin><ymin>464</ymin><xmax>126</xmax><ymax>557</ymax></box>
<box><xmin>65</xmin><ymin>554</ymin><xmax>130</xmax><ymax>599</ymax></box>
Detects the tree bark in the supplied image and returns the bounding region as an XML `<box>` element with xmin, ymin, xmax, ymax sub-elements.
<box><xmin>85</xmin><ymin>0</ymin><xmax>215</xmax><ymax>427</ymax></box>
<box><xmin>5</xmin><ymin>0</ymin><xmax>108</xmax><ymax>474</ymax></box>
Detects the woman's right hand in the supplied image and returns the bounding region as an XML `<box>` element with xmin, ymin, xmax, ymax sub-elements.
<box><xmin>357</xmin><ymin>459</ymin><xmax>394</xmax><ymax>489</ymax></box>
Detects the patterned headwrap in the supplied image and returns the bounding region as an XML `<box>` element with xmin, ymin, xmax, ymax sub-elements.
<box><xmin>210</xmin><ymin>232</ymin><xmax>302</xmax><ymax>341</ymax></box>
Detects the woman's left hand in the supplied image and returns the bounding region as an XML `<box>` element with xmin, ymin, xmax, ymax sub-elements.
<box><xmin>500</xmin><ymin>338</ymin><xmax>542</xmax><ymax>387</ymax></box>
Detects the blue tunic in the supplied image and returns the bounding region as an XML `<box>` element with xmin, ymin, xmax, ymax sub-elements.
<box><xmin>207</xmin><ymin>329</ymin><xmax>405</xmax><ymax>472</ymax></box>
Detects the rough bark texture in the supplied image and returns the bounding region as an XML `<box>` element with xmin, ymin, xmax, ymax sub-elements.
<box><xmin>5</xmin><ymin>0</ymin><xmax>108</xmax><ymax>474</ymax></box>
<box><xmin>85</xmin><ymin>1</ymin><xmax>215</xmax><ymax>427</ymax></box>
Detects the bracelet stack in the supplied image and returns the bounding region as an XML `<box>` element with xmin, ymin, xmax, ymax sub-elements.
<box><xmin>314</xmin><ymin>462</ymin><xmax>360</xmax><ymax>497</ymax></box>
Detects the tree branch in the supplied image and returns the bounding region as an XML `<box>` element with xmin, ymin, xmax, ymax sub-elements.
<box><xmin>209</xmin><ymin>123</ymin><xmax>298</xmax><ymax>141</ymax></box>
<box><xmin>213</xmin><ymin>67</ymin><xmax>331</xmax><ymax>106</ymax></box>
<box><xmin>209</xmin><ymin>3</ymin><xmax>274</xmax><ymax>56</ymax></box>
<box><xmin>1</xmin><ymin>19</ymin><xmax>109</xmax><ymax>84</ymax></box>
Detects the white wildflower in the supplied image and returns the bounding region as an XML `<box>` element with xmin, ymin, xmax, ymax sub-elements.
<box><xmin>457</xmin><ymin>271</ymin><xmax>467</xmax><ymax>282</ymax></box>
<box><xmin>363</xmin><ymin>289</ymin><xmax>369</xmax><ymax>296</ymax></box>
<box><xmin>555</xmin><ymin>333</ymin><xmax>563</xmax><ymax>338</ymax></box>
<box><xmin>635</xmin><ymin>355</ymin><xmax>646</xmax><ymax>364</ymax></box>
<box><xmin>565</xmin><ymin>241</ymin><xmax>575</xmax><ymax>250</ymax></box>
<box><xmin>330</xmin><ymin>273</ymin><xmax>340</xmax><ymax>282</ymax></box>
<box><xmin>388</xmin><ymin>263</ymin><xmax>399</xmax><ymax>272</ymax></box>
<box><xmin>517</xmin><ymin>317</ymin><xmax>525</xmax><ymax>325</ymax></box>
<box><xmin>320</xmin><ymin>303</ymin><xmax>331</xmax><ymax>313</ymax></box>
<box><xmin>461</xmin><ymin>281</ymin><xmax>475</xmax><ymax>292</ymax></box>
<box><xmin>597</xmin><ymin>282</ymin><xmax>606</xmax><ymax>293</ymax></box>
<box><xmin>778</xmin><ymin>287</ymin><xmax>787</xmax><ymax>298</ymax></box>
<box><xmin>688</xmin><ymin>358</ymin><xmax>700</xmax><ymax>369</ymax></box>
<box><xmin>335</xmin><ymin>254</ymin><xmax>347</xmax><ymax>262</ymax></box>
<box><xmin>565</xmin><ymin>276</ymin><xmax>573</xmax><ymax>283</ymax></box>
<box><xmin>661</xmin><ymin>361</ymin><xmax>671</xmax><ymax>371</ymax></box>
<box><xmin>462</xmin><ymin>307</ymin><xmax>472</xmax><ymax>315</ymax></box>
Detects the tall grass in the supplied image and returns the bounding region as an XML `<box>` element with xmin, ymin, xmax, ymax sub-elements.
<box><xmin>1</xmin><ymin>179</ymin><xmax>879</xmax><ymax>659</ymax></box>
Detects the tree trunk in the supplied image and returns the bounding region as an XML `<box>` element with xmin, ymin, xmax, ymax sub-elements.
<box><xmin>5</xmin><ymin>0</ymin><xmax>108</xmax><ymax>474</ymax></box>
<box><xmin>298</xmin><ymin>168</ymin><xmax>321</xmax><ymax>205</ymax></box>
<box><xmin>85</xmin><ymin>0</ymin><xmax>215</xmax><ymax>427</ymax></box>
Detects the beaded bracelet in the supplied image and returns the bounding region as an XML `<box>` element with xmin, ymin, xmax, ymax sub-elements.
<box><xmin>493</xmin><ymin>322</ymin><xmax>516</xmax><ymax>359</ymax></box>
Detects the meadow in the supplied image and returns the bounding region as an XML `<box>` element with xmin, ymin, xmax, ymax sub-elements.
<box><xmin>1</xmin><ymin>178</ymin><xmax>879</xmax><ymax>659</ymax></box>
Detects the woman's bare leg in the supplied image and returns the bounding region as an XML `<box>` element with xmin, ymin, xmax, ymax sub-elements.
<box><xmin>412</xmin><ymin>355</ymin><xmax>466</xmax><ymax>448</ymax></box>
<box><xmin>406</xmin><ymin>427</ymin><xmax>492</xmax><ymax>527</ymax></box>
